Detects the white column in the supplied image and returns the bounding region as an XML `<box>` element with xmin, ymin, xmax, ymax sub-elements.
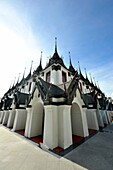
<box><xmin>12</xmin><ymin>109</ymin><xmax>27</xmax><ymax>131</ymax></box>
<box><xmin>0</xmin><ymin>111</ymin><xmax>4</xmax><ymax>123</ymax></box>
<box><xmin>100</xmin><ymin>110</ymin><xmax>108</xmax><ymax>125</ymax></box>
<box><xmin>86</xmin><ymin>109</ymin><xmax>99</xmax><ymax>130</ymax></box>
<box><xmin>107</xmin><ymin>111</ymin><xmax>112</xmax><ymax>123</ymax></box>
<box><xmin>2</xmin><ymin>110</ymin><xmax>9</xmax><ymax>125</ymax></box>
<box><xmin>43</xmin><ymin>105</ymin><xmax>58</xmax><ymax>149</ymax></box>
<box><xmin>24</xmin><ymin>107</ymin><xmax>32</xmax><ymax>137</ymax></box>
<box><xmin>81</xmin><ymin>108</ymin><xmax>89</xmax><ymax>137</ymax></box>
<box><xmin>7</xmin><ymin>109</ymin><xmax>16</xmax><ymax>128</ymax></box>
<box><xmin>58</xmin><ymin>105</ymin><xmax>72</xmax><ymax>149</ymax></box>
<box><xmin>96</xmin><ymin>109</ymin><xmax>104</xmax><ymax>127</ymax></box>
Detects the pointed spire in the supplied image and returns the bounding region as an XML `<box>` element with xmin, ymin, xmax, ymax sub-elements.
<box><xmin>40</xmin><ymin>51</ymin><xmax>43</xmax><ymax>66</ymax></box>
<box><xmin>13</xmin><ymin>77</ymin><xmax>16</xmax><ymax>86</ymax></box>
<box><xmin>78</xmin><ymin>61</ymin><xmax>81</xmax><ymax>74</ymax></box>
<box><xmin>69</xmin><ymin>51</ymin><xmax>72</xmax><ymax>65</ymax></box>
<box><xmin>84</xmin><ymin>68</ymin><xmax>88</xmax><ymax>79</ymax></box>
<box><xmin>9</xmin><ymin>80</ymin><xmax>13</xmax><ymax>89</ymax></box>
<box><xmin>89</xmin><ymin>73</ymin><xmax>93</xmax><ymax>83</ymax></box>
<box><xmin>55</xmin><ymin>37</ymin><xmax>57</xmax><ymax>52</ymax></box>
<box><xmin>17</xmin><ymin>73</ymin><xmax>20</xmax><ymax>83</ymax></box>
<box><xmin>93</xmin><ymin>77</ymin><xmax>96</xmax><ymax>86</ymax></box>
<box><xmin>30</xmin><ymin>61</ymin><xmax>33</xmax><ymax>74</ymax></box>
<box><xmin>97</xmin><ymin>81</ymin><xmax>100</xmax><ymax>89</ymax></box>
<box><xmin>23</xmin><ymin>67</ymin><xmax>26</xmax><ymax>79</ymax></box>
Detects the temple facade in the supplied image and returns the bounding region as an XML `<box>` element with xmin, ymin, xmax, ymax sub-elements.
<box><xmin>0</xmin><ymin>39</ymin><xmax>113</xmax><ymax>154</ymax></box>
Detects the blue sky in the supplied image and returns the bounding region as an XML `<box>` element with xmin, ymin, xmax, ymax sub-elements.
<box><xmin>0</xmin><ymin>0</ymin><xmax>113</xmax><ymax>98</ymax></box>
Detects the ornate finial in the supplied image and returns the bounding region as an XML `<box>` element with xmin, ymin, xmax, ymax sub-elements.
<box><xmin>84</xmin><ymin>68</ymin><xmax>88</xmax><ymax>78</ymax></box>
<box><xmin>93</xmin><ymin>77</ymin><xmax>96</xmax><ymax>86</ymax></box>
<box><xmin>69</xmin><ymin>51</ymin><xmax>72</xmax><ymax>65</ymax></box>
<box><xmin>10</xmin><ymin>80</ymin><xmax>13</xmax><ymax>89</ymax></box>
<box><xmin>30</xmin><ymin>61</ymin><xmax>33</xmax><ymax>73</ymax></box>
<box><xmin>23</xmin><ymin>67</ymin><xmax>26</xmax><ymax>79</ymax></box>
<box><xmin>97</xmin><ymin>81</ymin><xmax>100</xmax><ymax>89</ymax></box>
<box><xmin>89</xmin><ymin>73</ymin><xmax>93</xmax><ymax>83</ymax></box>
<box><xmin>55</xmin><ymin>37</ymin><xmax>57</xmax><ymax>52</ymax></box>
<box><xmin>78</xmin><ymin>61</ymin><xmax>81</xmax><ymax>74</ymax></box>
<box><xmin>13</xmin><ymin>77</ymin><xmax>16</xmax><ymax>86</ymax></box>
<box><xmin>39</xmin><ymin>51</ymin><xmax>43</xmax><ymax>67</ymax></box>
<box><xmin>17</xmin><ymin>73</ymin><xmax>20</xmax><ymax>83</ymax></box>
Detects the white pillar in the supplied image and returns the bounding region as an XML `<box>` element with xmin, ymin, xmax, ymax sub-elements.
<box><xmin>12</xmin><ymin>109</ymin><xmax>27</xmax><ymax>131</ymax></box>
<box><xmin>81</xmin><ymin>108</ymin><xmax>89</xmax><ymax>137</ymax></box>
<box><xmin>58</xmin><ymin>105</ymin><xmax>72</xmax><ymax>149</ymax></box>
<box><xmin>43</xmin><ymin>105</ymin><xmax>58</xmax><ymax>149</ymax></box>
<box><xmin>7</xmin><ymin>109</ymin><xmax>16</xmax><ymax>128</ymax></box>
<box><xmin>2</xmin><ymin>110</ymin><xmax>9</xmax><ymax>125</ymax></box>
<box><xmin>100</xmin><ymin>110</ymin><xmax>108</xmax><ymax>125</ymax></box>
<box><xmin>96</xmin><ymin>109</ymin><xmax>104</xmax><ymax>127</ymax></box>
<box><xmin>107</xmin><ymin>111</ymin><xmax>112</xmax><ymax>123</ymax></box>
<box><xmin>0</xmin><ymin>111</ymin><xmax>4</xmax><ymax>123</ymax></box>
<box><xmin>24</xmin><ymin>107</ymin><xmax>32</xmax><ymax>137</ymax></box>
<box><xmin>86</xmin><ymin>109</ymin><xmax>99</xmax><ymax>130</ymax></box>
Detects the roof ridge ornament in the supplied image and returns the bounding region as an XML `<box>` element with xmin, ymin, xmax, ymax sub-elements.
<box><xmin>23</xmin><ymin>67</ymin><xmax>26</xmax><ymax>79</ymax></box>
<box><xmin>69</xmin><ymin>51</ymin><xmax>72</xmax><ymax>66</ymax></box>
<box><xmin>89</xmin><ymin>73</ymin><xmax>93</xmax><ymax>84</ymax></box>
<box><xmin>84</xmin><ymin>68</ymin><xmax>88</xmax><ymax>79</ymax></box>
<box><xmin>17</xmin><ymin>73</ymin><xmax>20</xmax><ymax>84</ymax></box>
<box><xmin>55</xmin><ymin>37</ymin><xmax>57</xmax><ymax>52</ymax></box>
<box><xmin>30</xmin><ymin>61</ymin><xmax>33</xmax><ymax>74</ymax></box>
<box><xmin>78</xmin><ymin>61</ymin><xmax>81</xmax><ymax>74</ymax></box>
<box><xmin>40</xmin><ymin>51</ymin><xmax>43</xmax><ymax>66</ymax></box>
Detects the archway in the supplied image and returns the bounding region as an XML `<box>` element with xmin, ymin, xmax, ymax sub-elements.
<box><xmin>71</xmin><ymin>103</ymin><xmax>84</xmax><ymax>144</ymax></box>
<box><xmin>29</xmin><ymin>102</ymin><xmax>45</xmax><ymax>144</ymax></box>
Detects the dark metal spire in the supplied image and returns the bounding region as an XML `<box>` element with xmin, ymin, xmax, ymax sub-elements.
<box><xmin>17</xmin><ymin>73</ymin><xmax>20</xmax><ymax>83</ymax></box>
<box><xmin>40</xmin><ymin>51</ymin><xmax>43</xmax><ymax>66</ymax></box>
<box><xmin>93</xmin><ymin>77</ymin><xmax>96</xmax><ymax>86</ymax></box>
<box><xmin>78</xmin><ymin>61</ymin><xmax>81</xmax><ymax>74</ymax></box>
<box><xmin>89</xmin><ymin>73</ymin><xmax>93</xmax><ymax>83</ymax></box>
<box><xmin>30</xmin><ymin>61</ymin><xmax>33</xmax><ymax>74</ymax></box>
<box><xmin>55</xmin><ymin>37</ymin><xmax>57</xmax><ymax>52</ymax></box>
<box><xmin>84</xmin><ymin>68</ymin><xmax>88</xmax><ymax>79</ymax></box>
<box><xmin>13</xmin><ymin>77</ymin><xmax>16</xmax><ymax>86</ymax></box>
<box><xmin>23</xmin><ymin>67</ymin><xmax>26</xmax><ymax>79</ymax></box>
<box><xmin>69</xmin><ymin>51</ymin><xmax>72</xmax><ymax>65</ymax></box>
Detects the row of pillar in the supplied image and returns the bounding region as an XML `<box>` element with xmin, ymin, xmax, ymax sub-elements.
<box><xmin>0</xmin><ymin>104</ymin><xmax>112</xmax><ymax>150</ymax></box>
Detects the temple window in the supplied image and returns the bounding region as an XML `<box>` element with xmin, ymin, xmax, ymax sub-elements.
<box><xmin>46</xmin><ymin>71</ymin><xmax>50</xmax><ymax>82</ymax></box>
<box><xmin>62</xmin><ymin>71</ymin><xmax>67</xmax><ymax>83</ymax></box>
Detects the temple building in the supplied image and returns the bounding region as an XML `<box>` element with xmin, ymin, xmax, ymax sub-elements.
<box><xmin>0</xmin><ymin>38</ymin><xmax>113</xmax><ymax>155</ymax></box>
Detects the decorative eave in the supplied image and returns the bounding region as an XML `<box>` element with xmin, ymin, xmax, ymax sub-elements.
<box><xmin>33</xmin><ymin>77</ymin><xmax>67</xmax><ymax>105</ymax></box>
<box><xmin>14</xmin><ymin>91</ymin><xmax>30</xmax><ymax>109</ymax></box>
<box><xmin>81</xmin><ymin>91</ymin><xmax>97</xmax><ymax>109</ymax></box>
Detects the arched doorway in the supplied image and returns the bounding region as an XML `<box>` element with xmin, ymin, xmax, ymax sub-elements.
<box><xmin>29</xmin><ymin>102</ymin><xmax>45</xmax><ymax>144</ymax></box>
<box><xmin>71</xmin><ymin>103</ymin><xmax>84</xmax><ymax>144</ymax></box>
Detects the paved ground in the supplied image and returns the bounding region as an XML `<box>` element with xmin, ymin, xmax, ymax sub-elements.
<box><xmin>0</xmin><ymin>125</ymin><xmax>113</xmax><ymax>170</ymax></box>
<box><xmin>65</xmin><ymin>124</ymin><xmax>113</xmax><ymax>170</ymax></box>
<box><xmin>0</xmin><ymin>126</ymin><xmax>86</xmax><ymax>170</ymax></box>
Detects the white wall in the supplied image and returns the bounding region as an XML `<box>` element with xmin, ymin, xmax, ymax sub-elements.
<box><xmin>43</xmin><ymin>105</ymin><xmax>58</xmax><ymax>149</ymax></box>
<box><xmin>0</xmin><ymin>111</ymin><xmax>4</xmax><ymax>123</ymax></box>
<box><xmin>12</xmin><ymin>109</ymin><xmax>27</xmax><ymax>131</ymax></box>
<box><xmin>29</xmin><ymin>102</ymin><xmax>44</xmax><ymax>138</ymax></box>
<box><xmin>100</xmin><ymin>110</ymin><xmax>108</xmax><ymax>125</ymax></box>
<box><xmin>86</xmin><ymin>109</ymin><xmax>99</xmax><ymax>130</ymax></box>
<box><xmin>7</xmin><ymin>109</ymin><xmax>16</xmax><ymax>128</ymax></box>
<box><xmin>2</xmin><ymin>110</ymin><xmax>9</xmax><ymax>125</ymax></box>
<box><xmin>96</xmin><ymin>108</ymin><xmax>104</xmax><ymax>127</ymax></box>
<box><xmin>58</xmin><ymin>105</ymin><xmax>72</xmax><ymax>149</ymax></box>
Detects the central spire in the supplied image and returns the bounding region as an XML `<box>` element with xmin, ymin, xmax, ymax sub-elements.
<box><xmin>55</xmin><ymin>37</ymin><xmax>57</xmax><ymax>52</ymax></box>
